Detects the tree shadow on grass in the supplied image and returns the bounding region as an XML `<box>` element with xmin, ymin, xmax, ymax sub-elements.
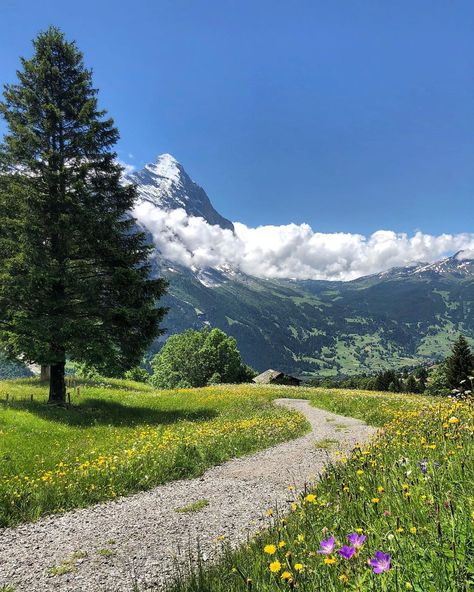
<box><xmin>0</xmin><ymin>398</ymin><xmax>217</xmax><ymax>428</ymax></box>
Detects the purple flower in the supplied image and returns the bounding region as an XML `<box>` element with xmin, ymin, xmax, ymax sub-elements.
<box><xmin>418</xmin><ymin>458</ymin><xmax>428</xmax><ymax>475</ymax></box>
<box><xmin>338</xmin><ymin>545</ymin><xmax>356</xmax><ymax>559</ymax></box>
<box><xmin>317</xmin><ymin>536</ymin><xmax>335</xmax><ymax>554</ymax></box>
<box><xmin>369</xmin><ymin>551</ymin><xmax>391</xmax><ymax>574</ymax></box>
<box><xmin>347</xmin><ymin>532</ymin><xmax>366</xmax><ymax>548</ymax></box>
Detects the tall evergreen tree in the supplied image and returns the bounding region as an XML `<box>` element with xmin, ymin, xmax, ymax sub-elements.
<box><xmin>0</xmin><ymin>27</ymin><xmax>167</xmax><ymax>403</ymax></box>
<box><xmin>445</xmin><ymin>335</ymin><xmax>474</xmax><ymax>390</ymax></box>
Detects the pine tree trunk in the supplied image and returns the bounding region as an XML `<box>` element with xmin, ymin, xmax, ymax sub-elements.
<box><xmin>40</xmin><ymin>365</ymin><xmax>50</xmax><ymax>382</ymax></box>
<box><xmin>48</xmin><ymin>361</ymin><xmax>66</xmax><ymax>404</ymax></box>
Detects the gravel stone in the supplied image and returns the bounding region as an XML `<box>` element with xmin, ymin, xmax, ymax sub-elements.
<box><xmin>0</xmin><ymin>399</ymin><xmax>376</xmax><ymax>591</ymax></box>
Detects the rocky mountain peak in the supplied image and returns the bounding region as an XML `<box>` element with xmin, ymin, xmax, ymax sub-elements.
<box><xmin>129</xmin><ymin>154</ymin><xmax>234</xmax><ymax>231</ymax></box>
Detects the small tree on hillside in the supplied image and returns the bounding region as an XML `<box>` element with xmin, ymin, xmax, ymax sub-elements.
<box><xmin>151</xmin><ymin>328</ymin><xmax>255</xmax><ymax>389</ymax></box>
<box><xmin>445</xmin><ymin>335</ymin><xmax>474</xmax><ymax>390</ymax></box>
<box><xmin>405</xmin><ymin>375</ymin><xmax>418</xmax><ymax>393</ymax></box>
<box><xmin>0</xmin><ymin>27</ymin><xmax>167</xmax><ymax>403</ymax></box>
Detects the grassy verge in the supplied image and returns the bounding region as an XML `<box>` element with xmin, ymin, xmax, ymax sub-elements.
<box><xmin>168</xmin><ymin>389</ymin><xmax>474</xmax><ymax>592</ymax></box>
<box><xmin>0</xmin><ymin>380</ymin><xmax>308</xmax><ymax>527</ymax></box>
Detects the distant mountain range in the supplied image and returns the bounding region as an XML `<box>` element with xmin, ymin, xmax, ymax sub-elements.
<box><xmin>131</xmin><ymin>155</ymin><xmax>474</xmax><ymax>377</ymax></box>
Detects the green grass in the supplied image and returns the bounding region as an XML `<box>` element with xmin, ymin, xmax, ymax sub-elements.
<box><xmin>96</xmin><ymin>548</ymin><xmax>115</xmax><ymax>557</ymax></box>
<box><xmin>314</xmin><ymin>438</ymin><xmax>338</xmax><ymax>449</ymax></box>
<box><xmin>48</xmin><ymin>550</ymin><xmax>87</xmax><ymax>576</ymax></box>
<box><xmin>0</xmin><ymin>379</ymin><xmax>308</xmax><ymax>527</ymax></box>
<box><xmin>168</xmin><ymin>388</ymin><xmax>474</xmax><ymax>592</ymax></box>
<box><xmin>176</xmin><ymin>499</ymin><xmax>210</xmax><ymax>513</ymax></box>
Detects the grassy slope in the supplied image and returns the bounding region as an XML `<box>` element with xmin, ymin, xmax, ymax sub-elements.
<box><xmin>0</xmin><ymin>379</ymin><xmax>309</xmax><ymax>527</ymax></box>
<box><xmin>169</xmin><ymin>389</ymin><xmax>474</xmax><ymax>592</ymax></box>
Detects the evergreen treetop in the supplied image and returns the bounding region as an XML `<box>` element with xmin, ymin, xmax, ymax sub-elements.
<box><xmin>445</xmin><ymin>334</ymin><xmax>474</xmax><ymax>390</ymax></box>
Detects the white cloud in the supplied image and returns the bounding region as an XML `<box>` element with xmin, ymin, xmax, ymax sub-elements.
<box><xmin>118</xmin><ymin>160</ymin><xmax>136</xmax><ymax>176</ymax></box>
<box><xmin>133</xmin><ymin>201</ymin><xmax>474</xmax><ymax>281</ymax></box>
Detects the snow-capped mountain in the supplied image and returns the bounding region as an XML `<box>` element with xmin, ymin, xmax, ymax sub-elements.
<box><xmin>127</xmin><ymin>154</ymin><xmax>474</xmax><ymax>290</ymax></box>
<box><xmin>369</xmin><ymin>250</ymin><xmax>474</xmax><ymax>281</ymax></box>
<box><xmin>129</xmin><ymin>154</ymin><xmax>234</xmax><ymax>231</ymax></box>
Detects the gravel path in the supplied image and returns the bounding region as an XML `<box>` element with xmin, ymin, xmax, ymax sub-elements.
<box><xmin>0</xmin><ymin>399</ymin><xmax>376</xmax><ymax>592</ymax></box>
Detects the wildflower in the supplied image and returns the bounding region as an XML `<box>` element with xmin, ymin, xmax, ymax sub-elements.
<box><xmin>324</xmin><ymin>556</ymin><xmax>337</xmax><ymax>565</ymax></box>
<box><xmin>294</xmin><ymin>563</ymin><xmax>304</xmax><ymax>571</ymax></box>
<box><xmin>448</xmin><ymin>417</ymin><xmax>459</xmax><ymax>424</ymax></box>
<box><xmin>371</xmin><ymin>497</ymin><xmax>380</xmax><ymax>504</ymax></box>
<box><xmin>296</xmin><ymin>534</ymin><xmax>305</xmax><ymax>543</ymax></box>
<box><xmin>278</xmin><ymin>541</ymin><xmax>286</xmax><ymax>548</ymax></box>
<box><xmin>356</xmin><ymin>469</ymin><xmax>364</xmax><ymax>476</ymax></box>
<box><xmin>305</xmin><ymin>494</ymin><xmax>316</xmax><ymax>503</ymax></box>
<box><xmin>347</xmin><ymin>532</ymin><xmax>366</xmax><ymax>548</ymax></box>
<box><xmin>369</xmin><ymin>551</ymin><xmax>391</xmax><ymax>574</ymax></box>
<box><xmin>410</xmin><ymin>527</ymin><xmax>417</xmax><ymax>534</ymax></box>
<box><xmin>264</xmin><ymin>544</ymin><xmax>277</xmax><ymax>555</ymax></box>
<box><xmin>317</xmin><ymin>536</ymin><xmax>335</xmax><ymax>554</ymax></box>
<box><xmin>339</xmin><ymin>574</ymin><xmax>349</xmax><ymax>584</ymax></box>
<box><xmin>281</xmin><ymin>571</ymin><xmax>292</xmax><ymax>581</ymax></box>
<box><xmin>377</xmin><ymin>485</ymin><xmax>385</xmax><ymax>493</ymax></box>
<box><xmin>269</xmin><ymin>561</ymin><xmax>281</xmax><ymax>573</ymax></box>
<box><xmin>418</xmin><ymin>459</ymin><xmax>428</xmax><ymax>475</ymax></box>
<box><xmin>338</xmin><ymin>546</ymin><xmax>356</xmax><ymax>560</ymax></box>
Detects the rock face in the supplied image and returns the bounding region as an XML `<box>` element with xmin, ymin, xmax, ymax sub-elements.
<box><xmin>129</xmin><ymin>154</ymin><xmax>234</xmax><ymax>231</ymax></box>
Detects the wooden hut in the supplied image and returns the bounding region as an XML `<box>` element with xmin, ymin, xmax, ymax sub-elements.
<box><xmin>253</xmin><ymin>369</ymin><xmax>301</xmax><ymax>386</ymax></box>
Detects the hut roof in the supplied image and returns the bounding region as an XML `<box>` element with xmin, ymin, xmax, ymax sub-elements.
<box><xmin>253</xmin><ymin>369</ymin><xmax>286</xmax><ymax>384</ymax></box>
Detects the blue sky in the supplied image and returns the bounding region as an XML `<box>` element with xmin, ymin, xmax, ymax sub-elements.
<box><xmin>0</xmin><ymin>0</ymin><xmax>473</xmax><ymax>236</ymax></box>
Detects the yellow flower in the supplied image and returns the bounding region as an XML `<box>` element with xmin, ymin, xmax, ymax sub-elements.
<box><xmin>339</xmin><ymin>574</ymin><xmax>349</xmax><ymax>583</ymax></box>
<box><xmin>410</xmin><ymin>527</ymin><xmax>417</xmax><ymax>534</ymax></box>
<box><xmin>281</xmin><ymin>571</ymin><xmax>292</xmax><ymax>581</ymax></box>
<box><xmin>264</xmin><ymin>544</ymin><xmax>277</xmax><ymax>555</ymax></box>
<box><xmin>448</xmin><ymin>416</ymin><xmax>459</xmax><ymax>424</ymax></box>
<box><xmin>377</xmin><ymin>485</ymin><xmax>385</xmax><ymax>493</ymax></box>
<box><xmin>371</xmin><ymin>497</ymin><xmax>380</xmax><ymax>504</ymax></box>
<box><xmin>396</xmin><ymin>527</ymin><xmax>404</xmax><ymax>533</ymax></box>
<box><xmin>278</xmin><ymin>541</ymin><xmax>286</xmax><ymax>548</ymax></box>
<box><xmin>305</xmin><ymin>494</ymin><xmax>316</xmax><ymax>503</ymax></box>
<box><xmin>324</xmin><ymin>556</ymin><xmax>337</xmax><ymax>565</ymax></box>
<box><xmin>356</xmin><ymin>469</ymin><xmax>364</xmax><ymax>476</ymax></box>
<box><xmin>294</xmin><ymin>563</ymin><xmax>304</xmax><ymax>571</ymax></box>
<box><xmin>269</xmin><ymin>561</ymin><xmax>281</xmax><ymax>573</ymax></box>
<box><xmin>297</xmin><ymin>534</ymin><xmax>305</xmax><ymax>543</ymax></box>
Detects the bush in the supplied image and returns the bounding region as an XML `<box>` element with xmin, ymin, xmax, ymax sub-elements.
<box><xmin>123</xmin><ymin>366</ymin><xmax>150</xmax><ymax>383</ymax></box>
<box><xmin>151</xmin><ymin>328</ymin><xmax>255</xmax><ymax>389</ymax></box>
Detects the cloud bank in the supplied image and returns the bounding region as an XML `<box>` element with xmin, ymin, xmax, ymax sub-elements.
<box><xmin>134</xmin><ymin>201</ymin><xmax>474</xmax><ymax>281</ymax></box>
